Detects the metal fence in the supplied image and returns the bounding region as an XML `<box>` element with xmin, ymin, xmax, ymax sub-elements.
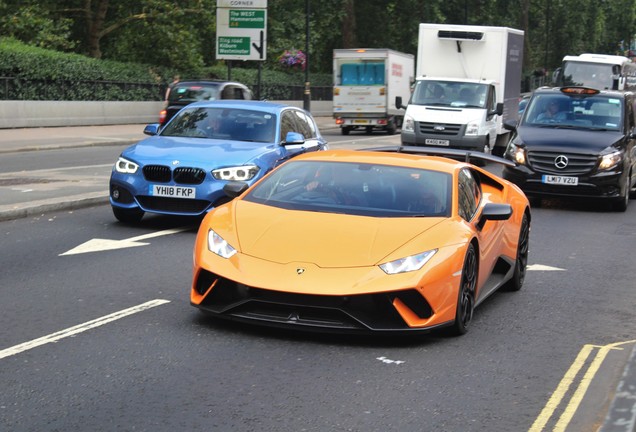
<box><xmin>0</xmin><ymin>77</ymin><xmax>333</xmax><ymax>102</ymax></box>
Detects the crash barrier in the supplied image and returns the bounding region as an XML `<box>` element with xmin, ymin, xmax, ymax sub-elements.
<box><xmin>0</xmin><ymin>100</ymin><xmax>333</xmax><ymax>129</ymax></box>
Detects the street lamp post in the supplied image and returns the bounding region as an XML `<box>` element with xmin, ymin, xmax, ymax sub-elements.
<box><xmin>303</xmin><ymin>0</ymin><xmax>311</xmax><ymax>112</ymax></box>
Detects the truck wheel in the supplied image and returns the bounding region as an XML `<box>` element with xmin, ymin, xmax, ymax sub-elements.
<box><xmin>341</xmin><ymin>126</ymin><xmax>351</xmax><ymax>136</ymax></box>
<box><xmin>365</xmin><ymin>126</ymin><xmax>373</xmax><ymax>134</ymax></box>
<box><xmin>386</xmin><ymin>121</ymin><xmax>397</xmax><ymax>135</ymax></box>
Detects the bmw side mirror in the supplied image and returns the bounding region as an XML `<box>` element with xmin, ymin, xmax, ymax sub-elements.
<box><xmin>144</xmin><ymin>124</ymin><xmax>161</xmax><ymax>136</ymax></box>
<box><xmin>282</xmin><ymin>131</ymin><xmax>305</xmax><ymax>146</ymax></box>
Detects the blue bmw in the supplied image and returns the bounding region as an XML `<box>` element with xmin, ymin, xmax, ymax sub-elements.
<box><xmin>109</xmin><ymin>100</ymin><xmax>328</xmax><ymax>223</ymax></box>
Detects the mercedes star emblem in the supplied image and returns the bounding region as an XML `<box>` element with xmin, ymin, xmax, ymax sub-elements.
<box><xmin>554</xmin><ymin>155</ymin><xmax>569</xmax><ymax>169</ymax></box>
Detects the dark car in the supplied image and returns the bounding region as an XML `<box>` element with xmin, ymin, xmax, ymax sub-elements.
<box><xmin>502</xmin><ymin>86</ymin><xmax>636</xmax><ymax>211</ymax></box>
<box><xmin>159</xmin><ymin>80</ymin><xmax>253</xmax><ymax>126</ymax></box>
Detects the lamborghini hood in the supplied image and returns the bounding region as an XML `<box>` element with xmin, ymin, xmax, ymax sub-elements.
<box><xmin>229</xmin><ymin>200</ymin><xmax>446</xmax><ymax>268</ymax></box>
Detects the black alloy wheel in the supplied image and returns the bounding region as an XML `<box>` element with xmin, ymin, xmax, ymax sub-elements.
<box><xmin>613</xmin><ymin>173</ymin><xmax>630</xmax><ymax>212</ymax></box>
<box><xmin>504</xmin><ymin>213</ymin><xmax>530</xmax><ymax>291</ymax></box>
<box><xmin>450</xmin><ymin>243</ymin><xmax>477</xmax><ymax>336</ymax></box>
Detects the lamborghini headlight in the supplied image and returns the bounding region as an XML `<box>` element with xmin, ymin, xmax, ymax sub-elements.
<box><xmin>379</xmin><ymin>249</ymin><xmax>437</xmax><ymax>274</ymax></box>
<box><xmin>207</xmin><ymin>229</ymin><xmax>237</xmax><ymax>258</ymax></box>
<box><xmin>212</xmin><ymin>165</ymin><xmax>260</xmax><ymax>181</ymax></box>
<box><xmin>114</xmin><ymin>157</ymin><xmax>139</xmax><ymax>174</ymax></box>
<box><xmin>598</xmin><ymin>151</ymin><xmax>622</xmax><ymax>171</ymax></box>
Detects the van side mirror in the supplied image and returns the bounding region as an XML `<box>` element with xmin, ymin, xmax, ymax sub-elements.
<box><xmin>396</xmin><ymin>96</ymin><xmax>406</xmax><ymax>110</ymax></box>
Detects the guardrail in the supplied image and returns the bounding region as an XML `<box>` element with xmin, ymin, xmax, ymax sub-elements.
<box><xmin>0</xmin><ymin>100</ymin><xmax>334</xmax><ymax>129</ymax></box>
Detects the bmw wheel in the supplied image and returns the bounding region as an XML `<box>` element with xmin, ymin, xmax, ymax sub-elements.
<box><xmin>504</xmin><ymin>213</ymin><xmax>529</xmax><ymax>291</ymax></box>
<box><xmin>450</xmin><ymin>243</ymin><xmax>477</xmax><ymax>336</ymax></box>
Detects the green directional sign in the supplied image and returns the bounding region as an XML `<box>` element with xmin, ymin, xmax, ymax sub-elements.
<box><xmin>216</xmin><ymin>1</ymin><xmax>267</xmax><ymax>61</ymax></box>
<box><xmin>218</xmin><ymin>37</ymin><xmax>251</xmax><ymax>56</ymax></box>
<box><xmin>229</xmin><ymin>10</ymin><xmax>265</xmax><ymax>29</ymax></box>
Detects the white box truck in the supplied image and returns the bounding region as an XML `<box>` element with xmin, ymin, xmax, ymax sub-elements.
<box><xmin>397</xmin><ymin>24</ymin><xmax>524</xmax><ymax>154</ymax></box>
<box><xmin>333</xmin><ymin>48</ymin><xmax>414</xmax><ymax>135</ymax></box>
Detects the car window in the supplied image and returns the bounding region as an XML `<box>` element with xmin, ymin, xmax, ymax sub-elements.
<box><xmin>160</xmin><ymin>107</ymin><xmax>276</xmax><ymax>142</ymax></box>
<box><xmin>458</xmin><ymin>168</ymin><xmax>480</xmax><ymax>221</ymax></box>
<box><xmin>168</xmin><ymin>84</ymin><xmax>220</xmax><ymax>104</ymax></box>
<box><xmin>524</xmin><ymin>93</ymin><xmax>623</xmax><ymax>130</ymax></box>
<box><xmin>291</xmin><ymin>110</ymin><xmax>315</xmax><ymax>139</ymax></box>
<box><xmin>221</xmin><ymin>85</ymin><xmax>249</xmax><ymax>100</ymax></box>
<box><xmin>245</xmin><ymin>160</ymin><xmax>451</xmax><ymax>217</ymax></box>
<box><xmin>279</xmin><ymin>111</ymin><xmax>298</xmax><ymax>142</ymax></box>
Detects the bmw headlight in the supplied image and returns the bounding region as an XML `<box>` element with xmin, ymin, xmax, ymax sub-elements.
<box><xmin>114</xmin><ymin>157</ymin><xmax>139</xmax><ymax>174</ymax></box>
<box><xmin>598</xmin><ymin>150</ymin><xmax>622</xmax><ymax>170</ymax></box>
<box><xmin>506</xmin><ymin>142</ymin><xmax>527</xmax><ymax>165</ymax></box>
<box><xmin>402</xmin><ymin>114</ymin><xmax>415</xmax><ymax>132</ymax></box>
<box><xmin>379</xmin><ymin>249</ymin><xmax>437</xmax><ymax>274</ymax></box>
<box><xmin>207</xmin><ymin>229</ymin><xmax>237</xmax><ymax>259</ymax></box>
<box><xmin>212</xmin><ymin>165</ymin><xmax>260</xmax><ymax>181</ymax></box>
<box><xmin>465</xmin><ymin>121</ymin><xmax>480</xmax><ymax>136</ymax></box>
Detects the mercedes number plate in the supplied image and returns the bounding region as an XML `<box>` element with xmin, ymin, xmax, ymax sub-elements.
<box><xmin>542</xmin><ymin>175</ymin><xmax>578</xmax><ymax>186</ymax></box>
<box><xmin>150</xmin><ymin>185</ymin><xmax>196</xmax><ymax>198</ymax></box>
<box><xmin>425</xmin><ymin>138</ymin><xmax>450</xmax><ymax>146</ymax></box>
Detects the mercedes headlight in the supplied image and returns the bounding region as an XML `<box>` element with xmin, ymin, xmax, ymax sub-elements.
<box><xmin>506</xmin><ymin>142</ymin><xmax>527</xmax><ymax>165</ymax></box>
<box><xmin>598</xmin><ymin>151</ymin><xmax>622</xmax><ymax>170</ymax></box>
<box><xmin>212</xmin><ymin>165</ymin><xmax>260</xmax><ymax>181</ymax></box>
<box><xmin>114</xmin><ymin>157</ymin><xmax>139</xmax><ymax>174</ymax></box>
<box><xmin>379</xmin><ymin>249</ymin><xmax>437</xmax><ymax>274</ymax></box>
<box><xmin>207</xmin><ymin>229</ymin><xmax>237</xmax><ymax>259</ymax></box>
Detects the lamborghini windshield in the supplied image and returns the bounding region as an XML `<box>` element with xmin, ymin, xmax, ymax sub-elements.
<box><xmin>245</xmin><ymin>160</ymin><xmax>451</xmax><ymax>217</ymax></box>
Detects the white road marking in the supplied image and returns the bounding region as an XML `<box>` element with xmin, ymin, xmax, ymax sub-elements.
<box><xmin>60</xmin><ymin>227</ymin><xmax>189</xmax><ymax>256</ymax></box>
<box><xmin>0</xmin><ymin>299</ymin><xmax>170</xmax><ymax>360</ymax></box>
<box><xmin>527</xmin><ymin>264</ymin><xmax>566</xmax><ymax>271</ymax></box>
<box><xmin>376</xmin><ymin>356</ymin><xmax>405</xmax><ymax>365</ymax></box>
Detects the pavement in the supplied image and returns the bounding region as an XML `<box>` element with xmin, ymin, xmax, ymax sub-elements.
<box><xmin>0</xmin><ymin>117</ymin><xmax>340</xmax><ymax>222</ymax></box>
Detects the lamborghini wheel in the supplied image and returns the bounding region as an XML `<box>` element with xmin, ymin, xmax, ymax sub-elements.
<box><xmin>504</xmin><ymin>213</ymin><xmax>529</xmax><ymax>291</ymax></box>
<box><xmin>451</xmin><ymin>243</ymin><xmax>477</xmax><ymax>336</ymax></box>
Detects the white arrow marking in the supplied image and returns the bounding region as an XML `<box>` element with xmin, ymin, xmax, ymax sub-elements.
<box><xmin>376</xmin><ymin>356</ymin><xmax>405</xmax><ymax>365</ymax></box>
<box><xmin>527</xmin><ymin>264</ymin><xmax>566</xmax><ymax>271</ymax></box>
<box><xmin>59</xmin><ymin>227</ymin><xmax>190</xmax><ymax>256</ymax></box>
<box><xmin>0</xmin><ymin>299</ymin><xmax>170</xmax><ymax>360</ymax></box>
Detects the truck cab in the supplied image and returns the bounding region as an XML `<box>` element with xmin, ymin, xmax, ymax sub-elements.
<box><xmin>398</xmin><ymin>77</ymin><xmax>503</xmax><ymax>153</ymax></box>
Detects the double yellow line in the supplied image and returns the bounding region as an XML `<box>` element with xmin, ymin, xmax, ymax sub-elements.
<box><xmin>529</xmin><ymin>339</ymin><xmax>636</xmax><ymax>431</ymax></box>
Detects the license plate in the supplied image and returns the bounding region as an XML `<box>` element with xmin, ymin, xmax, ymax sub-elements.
<box><xmin>425</xmin><ymin>138</ymin><xmax>450</xmax><ymax>146</ymax></box>
<box><xmin>542</xmin><ymin>175</ymin><xmax>578</xmax><ymax>185</ymax></box>
<box><xmin>353</xmin><ymin>119</ymin><xmax>369</xmax><ymax>124</ymax></box>
<box><xmin>150</xmin><ymin>185</ymin><xmax>196</xmax><ymax>198</ymax></box>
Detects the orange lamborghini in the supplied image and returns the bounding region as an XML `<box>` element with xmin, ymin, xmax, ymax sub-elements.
<box><xmin>191</xmin><ymin>147</ymin><xmax>530</xmax><ymax>335</ymax></box>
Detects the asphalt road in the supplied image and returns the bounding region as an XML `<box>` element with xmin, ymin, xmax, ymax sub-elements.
<box><xmin>1</xmin><ymin>126</ymin><xmax>635</xmax><ymax>431</ymax></box>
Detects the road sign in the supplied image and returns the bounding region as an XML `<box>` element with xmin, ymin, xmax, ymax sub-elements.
<box><xmin>216</xmin><ymin>1</ymin><xmax>267</xmax><ymax>61</ymax></box>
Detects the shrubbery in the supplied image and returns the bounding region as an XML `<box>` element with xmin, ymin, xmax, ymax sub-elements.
<box><xmin>0</xmin><ymin>38</ymin><xmax>332</xmax><ymax>101</ymax></box>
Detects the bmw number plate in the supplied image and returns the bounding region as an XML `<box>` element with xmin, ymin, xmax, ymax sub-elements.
<box><xmin>150</xmin><ymin>185</ymin><xmax>196</xmax><ymax>198</ymax></box>
<box><xmin>425</xmin><ymin>138</ymin><xmax>450</xmax><ymax>146</ymax></box>
<box><xmin>542</xmin><ymin>175</ymin><xmax>578</xmax><ymax>186</ymax></box>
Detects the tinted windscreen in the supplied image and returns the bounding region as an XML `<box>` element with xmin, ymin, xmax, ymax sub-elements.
<box><xmin>523</xmin><ymin>93</ymin><xmax>623</xmax><ymax>131</ymax></box>
<box><xmin>245</xmin><ymin>160</ymin><xmax>452</xmax><ymax>217</ymax></box>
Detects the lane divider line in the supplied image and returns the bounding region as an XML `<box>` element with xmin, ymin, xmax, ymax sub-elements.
<box><xmin>0</xmin><ymin>299</ymin><xmax>170</xmax><ymax>360</ymax></box>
